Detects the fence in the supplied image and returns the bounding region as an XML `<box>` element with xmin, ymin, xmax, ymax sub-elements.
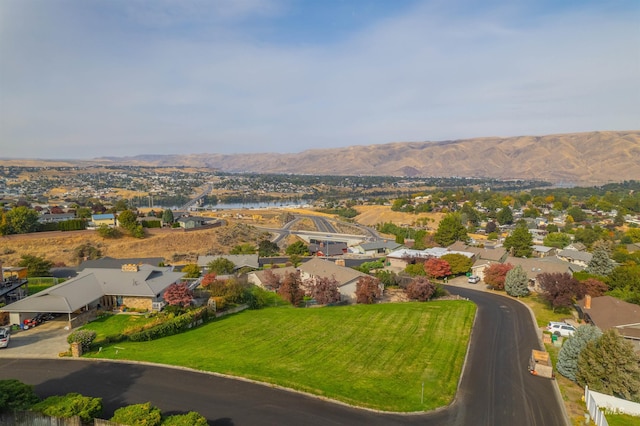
<box><xmin>0</xmin><ymin>412</ymin><xmax>124</xmax><ymax>426</ymax></box>
<box><xmin>585</xmin><ymin>385</ymin><xmax>640</xmax><ymax>426</ymax></box>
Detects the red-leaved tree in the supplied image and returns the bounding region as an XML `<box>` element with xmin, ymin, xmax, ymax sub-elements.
<box><xmin>308</xmin><ymin>276</ymin><xmax>341</xmax><ymax>305</ymax></box>
<box><xmin>582</xmin><ymin>278</ymin><xmax>608</xmax><ymax>297</ymax></box>
<box><xmin>355</xmin><ymin>275</ymin><xmax>382</xmax><ymax>304</ymax></box>
<box><xmin>200</xmin><ymin>272</ymin><xmax>217</xmax><ymax>288</ymax></box>
<box><xmin>262</xmin><ymin>269</ymin><xmax>282</xmax><ymax>291</ymax></box>
<box><xmin>163</xmin><ymin>282</ymin><xmax>193</xmax><ymax>307</ymax></box>
<box><xmin>423</xmin><ymin>258</ymin><xmax>451</xmax><ymax>279</ymax></box>
<box><xmin>484</xmin><ymin>263</ymin><xmax>514</xmax><ymax>290</ymax></box>
<box><xmin>537</xmin><ymin>272</ymin><xmax>586</xmax><ymax>312</ymax></box>
<box><xmin>406</xmin><ymin>276</ymin><xmax>436</xmax><ymax>301</ymax></box>
<box><xmin>277</xmin><ymin>271</ymin><xmax>305</xmax><ymax>306</ymax></box>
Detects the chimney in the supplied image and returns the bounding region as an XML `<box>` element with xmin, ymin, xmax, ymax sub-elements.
<box><xmin>334</xmin><ymin>259</ymin><xmax>345</xmax><ymax>267</ymax></box>
<box><xmin>585</xmin><ymin>294</ymin><xmax>591</xmax><ymax>310</ymax></box>
<box><xmin>121</xmin><ymin>264</ymin><xmax>139</xmax><ymax>272</ymax></box>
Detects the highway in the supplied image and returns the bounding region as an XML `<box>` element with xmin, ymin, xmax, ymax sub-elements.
<box><xmin>0</xmin><ymin>286</ymin><xmax>567</xmax><ymax>425</ymax></box>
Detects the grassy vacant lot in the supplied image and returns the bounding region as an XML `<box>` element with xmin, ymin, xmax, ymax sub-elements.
<box><xmin>85</xmin><ymin>301</ymin><xmax>476</xmax><ymax>412</ymax></box>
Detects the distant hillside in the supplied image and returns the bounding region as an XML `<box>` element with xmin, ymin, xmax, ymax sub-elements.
<box><xmin>2</xmin><ymin>131</ymin><xmax>639</xmax><ymax>184</ymax></box>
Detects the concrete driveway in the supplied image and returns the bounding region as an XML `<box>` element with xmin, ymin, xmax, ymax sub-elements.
<box><xmin>0</xmin><ymin>317</ymin><xmax>70</xmax><ymax>358</ymax></box>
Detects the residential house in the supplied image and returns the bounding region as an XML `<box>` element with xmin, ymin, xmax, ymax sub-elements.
<box><xmin>91</xmin><ymin>213</ymin><xmax>116</xmax><ymax>227</ymax></box>
<box><xmin>557</xmin><ymin>249</ymin><xmax>593</xmax><ymax>268</ymax></box>
<box><xmin>353</xmin><ymin>240</ymin><xmax>404</xmax><ymax>257</ymax></box>
<box><xmin>198</xmin><ymin>254</ymin><xmax>260</xmax><ymax>273</ymax></box>
<box><xmin>247</xmin><ymin>266</ymin><xmax>298</xmax><ymax>288</ymax></box>
<box><xmin>532</xmin><ymin>245</ymin><xmax>556</xmax><ymax>258</ymax></box>
<box><xmin>78</xmin><ymin>257</ymin><xmax>166</xmax><ymax>271</ymax></box>
<box><xmin>528</xmin><ymin>229</ymin><xmax>548</xmax><ymax>245</ymax></box>
<box><xmin>503</xmin><ymin>256</ymin><xmax>572</xmax><ymax>290</ymax></box>
<box><xmin>565</xmin><ymin>242</ymin><xmax>586</xmax><ymax>252</ymax></box>
<box><xmin>298</xmin><ymin>257</ymin><xmax>374</xmax><ymax>302</ymax></box>
<box><xmin>38</xmin><ymin>212</ymin><xmax>76</xmax><ymax>223</ymax></box>
<box><xmin>386</xmin><ymin>247</ymin><xmax>475</xmax><ymax>270</ymax></box>
<box><xmin>1</xmin><ymin>264</ymin><xmax>185</xmax><ymax>328</ymax></box>
<box><xmin>177</xmin><ymin>215</ymin><xmax>208</xmax><ymax>229</ymax></box>
<box><xmin>576</xmin><ymin>295</ymin><xmax>640</xmax><ymax>351</ymax></box>
<box><xmin>308</xmin><ymin>242</ymin><xmax>348</xmax><ymax>257</ymax></box>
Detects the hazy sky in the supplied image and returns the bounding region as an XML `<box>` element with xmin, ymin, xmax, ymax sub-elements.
<box><xmin>1</xmin><ymin>0</ymin><xmax>638</xmax><ymax>159</ymax></box>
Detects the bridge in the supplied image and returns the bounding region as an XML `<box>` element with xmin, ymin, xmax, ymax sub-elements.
<box><xmin>178</xmin><ymin>184</ymin><xmax>212</xmax><ymax>211</ymax></box>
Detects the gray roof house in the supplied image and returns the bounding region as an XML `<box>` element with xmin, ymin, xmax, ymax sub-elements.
<box><xmin>298</xmin><ymin>257</ymin><xmax>374</xmax><ymax>302</ymax></box>
<box><xmin>355</xmin><ymin>240</ymin><xmax>404</xmax><ymax>256</ymax></box>
<box><xmin>557</xmin><ymin>249</ymin><xmax>593</xmax><ymax>268</ymax></box>
<box><xmin>78</xmin><ymin>257</ymin><xmax>165</xmax><ymax>271</ymax></box>
<box><xmin>1</xmin><ymin>264</ymin><xmax>185</xmax><ymax>327</ymax></box>
<box><xmin>38</xmin><ymin>212</ymin><xmax>76</xmax><ymax>223</ymax></box>
<box><xmin>198</xmin><ymin>254</ymin><xmax>260</xmax><ymax>271</ymax></box>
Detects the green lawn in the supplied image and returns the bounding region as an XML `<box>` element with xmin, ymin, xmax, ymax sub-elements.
<box><xmin>607</xmin><ymin>413</ymin><xmax>640</xmax><ymax>426</ymax></box>
<box><xmin>80</xmin><ymin>314</ymin><xmax>158</xmax><ymax>344</ymax></box>
<box><xmin>85</xmin><ymin>301</ymin><xmax>476</xmax><ymax>412</ymax></box>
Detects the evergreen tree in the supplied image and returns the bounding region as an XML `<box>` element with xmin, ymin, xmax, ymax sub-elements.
<box><xmin>586</xmin><ymin>245</ymin><xmax>615</xmax><ymax>276</ymax></box>
<box><xmin>504</xmin><ymin>265</ymin><xmax>529</xmax><ymax>297</ymax></box>
<box><xmin>577</xmin><ymin>329</ymin><xmax>640</xmax><ymax>402</ymax></box>
<box><xmin>557</xmin><ymin>325</ymin><xmax>602</xmax><ymax>381</ymax></box>
<box><xmin>434</xmin><ymin>213</ymin><xmax>468</xmax><ymax>247</ymax></box>
<box><xmin>162</xmin><ymin>209</ymin><xmax>174</xmax><ymax>224</ymax></box>
<box><xmin>503</xmin><ymin>222</ymin><xmax>533</xmax><ymax>257</ymax></box>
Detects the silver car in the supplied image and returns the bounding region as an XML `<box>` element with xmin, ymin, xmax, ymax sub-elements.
<box><xmin>0</xmin><ymin>327</ymin><xmax>10</xmax><ymax>348</ymax></box>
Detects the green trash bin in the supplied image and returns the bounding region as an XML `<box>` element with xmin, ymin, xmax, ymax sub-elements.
<box><xmin>551</xmin><ymin>334</ymin><xmax>558</xmax><ymax>343</ymax></box>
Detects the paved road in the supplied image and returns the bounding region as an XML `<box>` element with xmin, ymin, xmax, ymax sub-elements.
<box><xmin>0</xmin><ymin>286</ymin><xmax>567</xmax><ymax>425</ymax></box>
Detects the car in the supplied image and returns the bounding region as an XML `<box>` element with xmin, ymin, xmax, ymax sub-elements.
<box><xmin>0</xmin><ymin>328</ymin><xmax>10</xmax><ymax>348</ymax></box>
<box><xmin>546</xmin><ymin>321</ymin><xmax>576</xmax><ymax>337</ymax></box>
<box><xmin>468</xmin><ymin>275</ymin><xmax>481</xmax><ymax>284</ymax></box>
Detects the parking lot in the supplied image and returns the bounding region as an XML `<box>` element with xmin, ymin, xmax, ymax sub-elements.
<box><xmin>0</xmin><ymin>317</ymin><xmax>70</xmax><ymax>358</ymax></box>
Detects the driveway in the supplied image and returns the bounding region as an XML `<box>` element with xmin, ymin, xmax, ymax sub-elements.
<box><xmin>0</xmin><ymin>317</ymin><xmax>70</xmax><ymax>358</ymax></box>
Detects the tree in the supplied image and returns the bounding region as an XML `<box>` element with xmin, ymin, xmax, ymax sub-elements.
<box><xmin>503</xmin><ymin>222</ymin><xmax>533</xmax><ymax>257</ymax></box>
<box><xmin>162</xmin><ymin>209</ymin><xmax>174</xmax><ymax>224</ymax></box>
<box><xmin>434</xmin><ymin>213</ymin><xmax>468</xmax><ymax>247</ymax></box>
<box><xmin>207</xmin><ymin>258</ymin><xmax>235</xmax><ymax>275</ymax></box>
<box><xmin>111</xmin><ymin>402</ymin><xmax>162</xmax><ymax>426</ymax></box>
<box><xmin>258</xmin><ymin>240</ymin><xmax>280</xmax><ymax>257</ymax></box>
<box><xmin>460</xmin><ymin>203</ymin><xmax>480</xmax><ymax>226</ymax></box>
<box><xmin>496</xmin><ymin>206</ymin><xmax>514</xmax><ymax>225</ymax></box>
<box><xmin>181</xmin><ymin>263</ymin><xmax>201</xmax><ymax>279</ymax></box>
<box><xmin>277</xmin><ymin>271</ymin><xmax>305</xmax><ymax>306</ymax></box>
<box><xmin>97</xmin><ymin>224</ymin><xmax>121</xmax><ymax>239</ymax></box>
<box><xmin>230</xmin><ymin>243</ymin><xmax>257</xmax><ymax>255</ymax></box>
<box><xmin>0</xmin><ymin>379</ymin><xmax>40</xmax><ymax>412</ymax></box>
<box><xmin>423</xmin><ymin>258</ymin><xmax>452</xmax><ymax>279</ymax></box>
<box><xmin>31</xmin><ymin>393</ymin><xmax>103</xmax><ymax>423</ymax></box>
<box><xmin>308</xmin><ymin>276</ymin><xmax>341</xmax><ymax>305</ymax></box>
<box><xmin>504</xmin><ymin>265</ymin><xmax>529</xmax><ymax>297</ymax></box>
<box><xmin>483</xmin><ymin>263</ymin><xmax>513</xmax><ymax>290</ymax></box>
<box><xmin>543</xmin><ymin>232</ymin><xmax>571</xmax><ymax>249</ymax></box>
<box><xmin>261</xmin><ymin>269</ymin><xmax>282</xmax><ymax>291</ymax></box>
<box><xmin>581</xmin><ymin>278</ymin><xmax>608</xmax><ymax>297</ymax></box>
<box><xmin>18</xmin><ymin>254</ymin><xmax>53</xmax><ymax>277</ymax></box>
<box><xmin>76</xmin><ymin>207</ymin><xmax>92</xmax><ymax>219</ymax></box>
<box><xmin>586</xmin><ymin>245</ymin><xmax>615</xmax><ymax>276</ymax></box>
<box><xmin>74</xmin><ymin>243</ymin><xmax>102</xmax><ymax>262</ymax></box>
<box><xmin>200</xmin><ymin>272</ymin><xmax>217</xmax><ymax>288</ymax></box>
<box><xmin>6</xmin><ymin>206</ymin><xmax>40</xmax><ymax>234</ymax></box>
<box><xmin>163</xmin><ymin>282</ymin><xmax>193</xmax><ymax>308</ymax></box>
<box><xmin>567</xmin><ymin>206</ymin><xmax>587</xmax><ymax>223</ymax></box>
<box><xmin>117</xmin><ymin>209</ymin><xmax>138</xmax><ymax>230</ymax></box>
<box><xmin>440</xmin><ymin>253</ymin><xmax>473</xmax><ymax>275</ymax></box>
<box><xmin>355</xmin><ymin>275</ymin><xmax>382</xmax><ymax>304</ymax></box>
<box><xmin>537</xmin><ymin>272</ymin><xmax>586</xmax><ymax>311</ymax></box>
<box><xmin>162</xmin><ymin>411</ymin><xmax>209</xmax><ymax>426</ymax></box>
<box><xmin>406</xmin><ymin>276</ymin><xmax>436</xmax><ymax>301</ymax></box>
<box><xmin>577</xmin><ymin>329</ymin><xmax>640</xmax><ymax>401</ymax></box>
<box><xmin>485</xmin><ymin>221</ymin><xmax>497</xmax><ymax>235</ymax></box>
<box><xmin>286</xmin><ymin>240</ymin><xmax>309</xmax><ymax>256</ymax></box>
<box><xmin>557</xmin><ymin>325</ymin><xmax>602</xmax><ymax>382</ymax></box>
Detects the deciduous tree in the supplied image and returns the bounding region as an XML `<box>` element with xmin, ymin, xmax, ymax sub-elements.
<box><xmin>497</xmin><ymin>206</ymin><xmax>514</xmax><ymax>225</ymax></box>
<box><xmin>207</xmin><ymin>258</ymin><xmax>235</xmax><ymax>275</ymax></box>
<box><xmin>483</xmin><ymin>263</ymin><xmax>513</xmax><ymax>291</ymax></box>
<box><xmin>258</xmin><ymin>240</ymin><xmax>280</xmax><ymax>257</ymax></box>
<box><xmin>117</xmin><ymin>209</ymin><xmax>138</xmax><ymax>230</ymax></box>
<box><xmin>181</xmin><ymin>263</ymin><xmax>201</xmax><ymax>279</ymax></box>
<box><xmin>581</xmin><ymin>278</ymin><xmax>608</xmax><ymax>297</ymax></box>
<box><xmin>261</xmin><ymin>269</ymin><xmax>282</xmax><ymax>291</ymax></box>
<box><xmin>406</xmin><ymin>276</ymin><xmax>436</xmax><ymax>301</ymax></box>
<box><xmin>537</xmin><ymin>272</ymin><xmax>586</xmax><ymax>311</ymax></box>
<box><xmin>286</xmin><ymin>241</ymin><xmax>309</xmax><ymax>256</ymax></box>
<box><xmin>277</xmin><ymin>271</ymin><xmax>305</xmax><ymax>306</ymax></box>
<box><xmin>434</xmin><ymin>213</ymin><xmax>468</xmax><ymax>247</ymax></box>
<box><xmin>504</xmin><ymin>265</ymin><xmax>529</xmax><ymax>297</ymax></box>
<box><xmin>543</xmin><ymin>232</ymin><xmax>571</xmax><ymax>249</ymax></box>
<box><xmin>163</xmin><ymin>282</ymin><xmax>193</xmax><ymax>308</ymax></box>
<box><xmin>111</xmin><ymin>402</ymin><xmax>162</xmax><ymax>426</ymax></box>
<box><xmin>423</xmin><ymin>258</ymin><xmax>452</xmax><ymax>279</ymax></box>
<box><xmin>162</xmin><ymin>209</ymin><xmax>174</xmax><ymax>224</ymax></box>
<box><xmin>0</xmin><ymin>379</ymin><xmax>40</xmax><ymax>412</ymax></box>
<box><xmin>355</xmin><ymin>275</ymin><xmax>382</xmax><ymax>304</ymax></box>
<box><xmin>557</xmin><ymin>325</ymin><xmax>602</xmax><ymax>382</ymax></box>
<box><xmin>440</xmin><ymin>253</ymin><xmax>473</xmax><ymax>275</ymax></box>
<box><xmin>18</xmin><ymin>254</ymin><xmax>53</xmax><ymax>277</ymax></box>
<box><xmin>6</xmin><ymin>206</ymin><xmax>40</xmax><ymax>234</ymax></box>
<box><xmin>577</xmin><ymin>329</ymin><xmax>640</xmax><ymax>402</ymax></box>
<box><xmin>200</xmin><ymin>272</ymin><xmax>217</xmax><ymax>288</ymax></box>
<box><xmin>308</xmin><ymin>276</ymin><xmax>341</xmax><ymax>305</ymax></box>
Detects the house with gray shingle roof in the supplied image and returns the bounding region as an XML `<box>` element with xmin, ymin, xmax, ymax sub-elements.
<box><xmin>354</xmin><ymin>240</ymin><xmax>404</xmax><ymax>256</ymax></box>
<box><xmin>557</xmin><ymin>249</ymin><xmax>593</xmax><ymax>268</ymax></box>
<box><xmin>576</xmin><ymin>295</ymin><xmax>640</xmax><ymax>350</ymax></box>
<box><xmin>298</xmin><ymin>257</ymin><xmax>374</xmax><ymax>302</ymax></box>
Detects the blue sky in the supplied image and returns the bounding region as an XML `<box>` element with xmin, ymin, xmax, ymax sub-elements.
<box><xmin>1</xmin><ymin>0</ymin><xmax>638</xmax><ymax>159</ymax></box>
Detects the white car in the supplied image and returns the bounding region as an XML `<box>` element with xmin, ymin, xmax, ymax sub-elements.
<box><xmin>468</xmin><ymin>275</ymin><xmax>480</xmax><ymax>284</ymax></box>
<box><xmin>547</xmin><ymin>322</ymin><xmax>576</xmax><ymax>337</ymax></box>
<box><xmin>0</xmin><ymin>328</ymin><xmax>9</xmax><ymax>348</ymax></box>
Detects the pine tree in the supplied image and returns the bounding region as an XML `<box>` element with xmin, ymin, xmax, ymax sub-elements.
<box><xmin>434</xmin><ymin>213</ymin><xmax>468</xmax><ymax>247</ymax></box>
<box><xmin>557</xmin><ymin>325</ymin><xmax>602</xmax><ymax>381</ymax></box>
<box><xmin>504</xmin><ymin>265</ymin><xmax>529</xmax><ymax>297</ymax></box>
<box><xmin>503</xmin><ymin>221</ymin><xmax>533</xmax><ymax>257</ymax></box>
<box><xmin>577</xmin><ymin>329</ymin><xmax>640</xmax><ymax>402</ymax></box>
<box><xmin>586</xmin><ymin>245</ymin><xmax>615</xmax><ymax>276</ymax></box>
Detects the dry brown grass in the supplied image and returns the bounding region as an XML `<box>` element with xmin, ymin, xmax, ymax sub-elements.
<box><xmin>353</xmin><ymin>205</ymin><xmax>444</xmax><ymax>229</ymax></box>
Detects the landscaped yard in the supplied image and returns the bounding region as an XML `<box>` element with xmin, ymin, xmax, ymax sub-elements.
<box><xmin>80</xmin><ymin>313</ymin><xmax>158</xmax><ymax>345</ymax></box>
<box><xmin>84</xmin><ymin>301</ymin><xmax>476</xmax><ymax>412</ymax></box>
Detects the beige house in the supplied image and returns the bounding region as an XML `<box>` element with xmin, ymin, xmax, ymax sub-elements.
<box><xmin>91</xmin><ymin>213</ymin><xmax>116</xmax><ymax>227</ymax></box>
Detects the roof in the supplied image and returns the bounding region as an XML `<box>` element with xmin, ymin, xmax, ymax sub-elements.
<box><xmin>298</xmin><ymin>257</ymin><xmax>368</xmax><ymax>286</ymax></box>
<box><xmin>1</xmin><ymin>265</ymin><xmax>184</xmax><ymax>314</ymax></box>
<box><xmin>533</xmin><ymin>245</ymin><xmax>555</xmax><ymax>253</ymax></box>
<box><xmin>503</xmin><ymin>256</ymin><xmax>571</xmax><ymax>280</ymax></box>
<box><xmin>577</xmin><ymin>296</ymin><xmax>640</xmax><ymax>339</ymax></box>
<box><xmin>197</xmin><ymin>254</ymin><xmax>260</xmax><ymax>270</ymax></box>
<box><xmin>309</xmin><ymin>242</ymin><xmax>347</xmax><ymax>256</ymax></box>
<box><xmin>249</xmin><ymin>266</ymin><xmax>298</xmax><ymax>284</ymax></box>
<box><xmin>557</xmin><ymin>249</ymin><xmax>593</xmax><ymax>263</ymax></box>
<box><xmin>387</xmin><ymin>247</ymin><xmax>475</xmax><ymax>260</ymax></box>
<box><xmin>78</xmin><ymin>257</ymin><xmax>165</xmax><ymax>271</ymax></box>
<box><xmin>359</xmin><ymin>240</ymin><xmax>403</xmax><ymax>251</ymax></box>
<box><xmin>91</xmin><ymin>213</ymin><xmax>115</xmax><ymax>220</ymax></box>
<box><xmin>447</xmin><ymin>241</ymin><xmax>506</xmax><ymax>262</ymax></box>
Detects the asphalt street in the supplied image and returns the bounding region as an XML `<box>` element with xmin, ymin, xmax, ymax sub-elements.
<box><xmin>0</xmin><ymin>286</ymin><xmax>567</xmax><ymax>426</ymax></box>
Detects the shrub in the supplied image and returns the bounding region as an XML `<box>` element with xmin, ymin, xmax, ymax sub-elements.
<box><xmin>406</xmin><ymin>277</ymin><xmax>436</xmax><ymax>301</ymax></box>
<box><xmin>0</xmin><ymin>379</ymin><xmax>40</xmax><ymax>412</ymax></box>
<box><xmin>161</xmin><ymin>411</ymin><xmax>208</xmax><ymax>425</ymax></box>
<box><xmin>111</xmin><ymin>402</ymin><xmax>162</xmax><ymax>426</ymax></box>
<box><xmin>31</xmin><ymin>393</ymin><xmax>103</xmax><ymax>423</ymax></box>
<box><xmin>128</xmin><ymin>307</ymin><xmax>211</xmax><ymax>342</ymax></box>
<box><xmin>67</xmin><ymin>329</ymin><xmax>97</xmax><ymax>351</ymax></box>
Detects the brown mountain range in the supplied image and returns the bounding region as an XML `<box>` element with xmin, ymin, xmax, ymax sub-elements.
<box><xmin>3</xmin><ymin>131</ymin><xmax>639</xmax><ymax>184</ymax></box>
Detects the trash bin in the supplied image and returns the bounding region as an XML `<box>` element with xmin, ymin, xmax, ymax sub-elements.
<box><xmin>551</xmin><ymin>334</ymin><xmax>558</xmax><ymax>343</ymax></box>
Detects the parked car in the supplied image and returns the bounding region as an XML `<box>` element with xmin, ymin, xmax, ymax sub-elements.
<box><xmin>0</xmin><ymin>328</ymin><xmax>10</xmax><ymax>348</ymax></box>
<box><xmin>546</xmin><ymin>321</ymin><xmax>576</xmax><ymax>337</ymax></box>
<box><xmin>468</xmin><ymin>275</ymin><xmax>480</xmax><ymax>284</ymax></box>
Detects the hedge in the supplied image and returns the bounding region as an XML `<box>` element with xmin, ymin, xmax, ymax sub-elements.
<box><xmin>128</xmin><ymin>307</ymin><xmax>211</xmax><ymax>342</ymax></box>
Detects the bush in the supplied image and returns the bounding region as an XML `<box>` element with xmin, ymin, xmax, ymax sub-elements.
<box><xmin>111</xmin><ymin>402</ymin><xmax>162</xmax><ymax>426</ymax></box>
<box><xmin>0</xmin><ymin>379</ymin><xmax>40</xmax><ymax>412</ymax></box>
<box><xmin>31</xmin><ymin>393</ymin><xmax>103</xmax><ymax>423</ymax></box>
<box><xmin>162</xmin><ymin>411</ymin><xmax>208</xmax><ymax>425</ymax></box>
<box><xmin>128</xmin><ymin>307</ymin><xmax>211</xmax><ymax>342</ymax></box>
<box><xmin>67</xmin><ymin>329</ymin><xmax>97</xmax><ymax>351</ymax></box>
